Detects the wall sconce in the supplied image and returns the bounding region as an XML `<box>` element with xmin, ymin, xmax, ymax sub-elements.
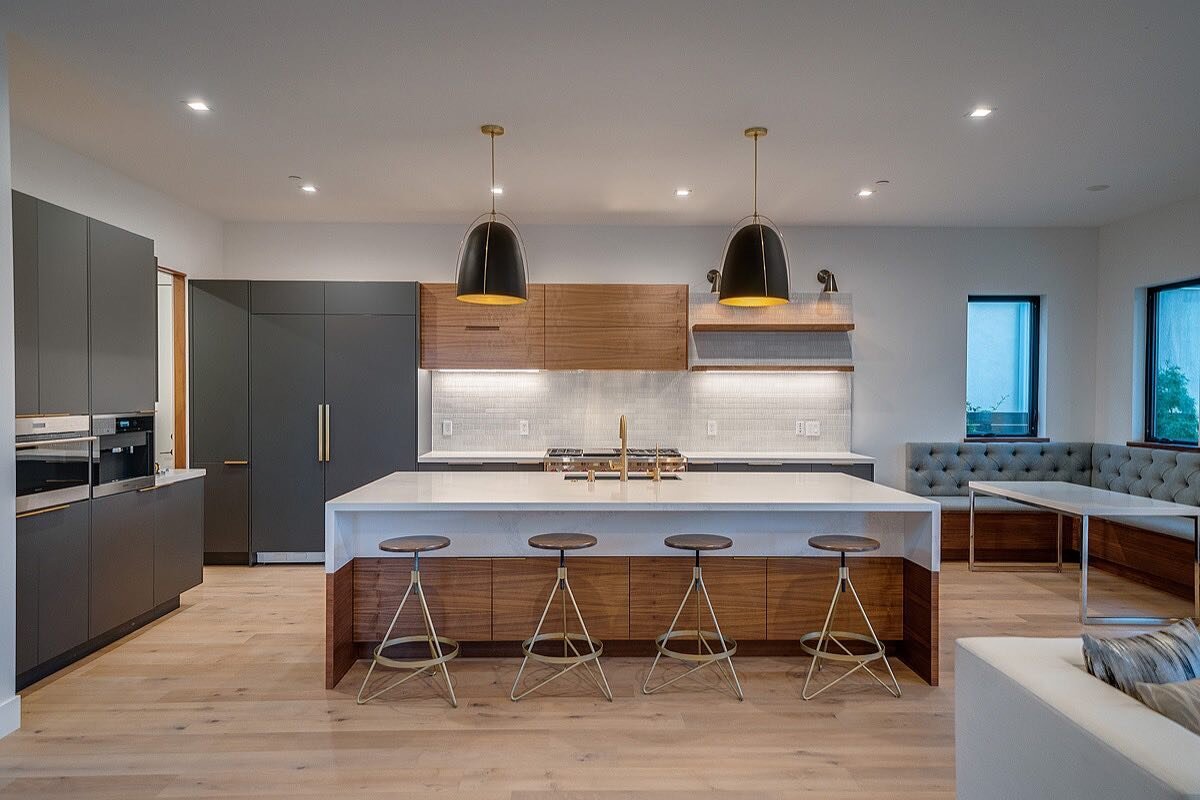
<box><xmin>816</xmin><ymin>269</ymin><xmax>839</xmax><ymax>293</ymax></box>
<box><xmin>706</xmin><ymin>269</ymin><xmax>722</xmax><ymax>293</ymax></box>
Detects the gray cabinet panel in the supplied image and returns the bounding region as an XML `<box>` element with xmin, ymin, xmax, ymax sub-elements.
<box><xmin>324</xmin><ymin>314</ymin><xmax>417</xmax><ymax>499</ymax></box>
<box><xmin>810</xmin><ymin>463</ymin><xmax>875</xmax><ymax>481</ymax></box>
<box><xmin>716</xmin><ymin>463</ymin><xmax>811</xmax><ymax>473</ymax></box>
<box><xmin>90</xmin><ymin>490</ymin><xmax>155</xmax><ymax>637</ymax></box>
<box><xmin>189</xmin><ymin>281</ymin><xmax>250</xmax><ymax>462</ymax></box>
<box><xmin>250</xmin><ymin>281</ymin><xmax>324</xmax><ymax>314</ymax></box>
<box><xmin>197</xmin><ymin>461</ymin><xmax>250</xmax><ymax>558</ymax></box>
<box><xmin>89</xmin><ymin>219</ymin><xmax>156</xmax><ymax>412</ymax></box>
<box><xmin>250</xmin><ymin>314</ymin><xmax>325</xmax><ymax>553</ymax></box>
<box><xmin>324</xmin><ymin>281</ymin><xmax>417</xmax><ymax>315</ymax></box>
<box><xmin>15</xmin><ymin>513</ymin><xmax>38</xmax><ymax>675</ymax></box>
<box><xmin>153</xmin><ymin>479</ymin><xmax>204</xmax><ymax>605</ymax></box>
<box><xmin>34</xmin><ymin>501</ymin><xmax>90</xmax><ymax>663</ymax></box>
<box><xmin>13</xmin><ymin>191</ymin><xmax>39</xmax><ymax>416</ymax></box>
<box><xmin>37</xmin><ymin>200</ymin><xmax>90</xmax><ymax>414</ymax></box>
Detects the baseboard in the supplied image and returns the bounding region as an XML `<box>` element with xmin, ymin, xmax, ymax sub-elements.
<box><xmin>204</xmin><ymin>551</ymin><xmax>250</xmax><ymax>565</ymax></box>
<box><xmin>0</xmin><ymin>693</ymin><xmax>20</xmax><ymax>739</ymax></box>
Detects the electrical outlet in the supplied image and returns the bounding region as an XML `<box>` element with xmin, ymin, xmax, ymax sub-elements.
<box><xmin>795</xmin><ymin>421</ymin><xmax>804</xmax><ymax>436</ymax></box>
<box><xmin>804</xmin><ymin>420</ymin><xmax>820</xmax><ymax>437</ymax></box>
<box><xmin>519</xmin><ymin>419</ymin><xmax>530</xmax><ymax>436</ymax></box>
<box><xmin>442</xmin><ymin>419</ymin><xmax>453</xmax><ymax>437</ymax></box>
<box><xmin>707</xmin><ymin>420</ymin><xmax>718</xmax><ymax>437</ymax></box>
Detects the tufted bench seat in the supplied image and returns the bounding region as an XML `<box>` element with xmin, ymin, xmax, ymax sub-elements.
<box><xmin>906</xmin><ymin>441</ymin><xmax>1200</xmax><ymax>596</ymax></box>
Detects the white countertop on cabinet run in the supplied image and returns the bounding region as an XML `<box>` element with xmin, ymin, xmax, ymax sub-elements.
<box><xmin>417</xmin><ymin>450</ymin><xmax>875</xmax><ymax>464</ymax></box>
<box><xmin>325</xmin><ymin>471</ymin><xmax>939</xmax><ymax>572</ymax></box>
<box><xmin>154</xmin><ymin>468</ymin><xmax>206</xmax><ymax>487</ymax></box>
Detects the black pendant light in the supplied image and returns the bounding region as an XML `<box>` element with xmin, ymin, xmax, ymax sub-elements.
<box><xmin>717</xmin><ymin>127</ymin><xmax>790</xmax><ymax>307</ymax></box>
<box><xmin>455</xmin><ymin>124</ymin><xmax>529</xmax><ymax>305</ymax></box>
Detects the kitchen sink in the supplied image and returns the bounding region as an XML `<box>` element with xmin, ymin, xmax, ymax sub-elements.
<box><xmin>563</xmin><ymin>473</ymin><xmax>682</xmax><ymax>481</ymax></box>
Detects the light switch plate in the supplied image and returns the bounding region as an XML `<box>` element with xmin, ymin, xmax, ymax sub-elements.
<box><xmin>795</xmin><ymin>421</ymin><xmax>804</xmax><ymax>436</ymax></box>
<box><xmin>707</xmin><ymin>420</ymin><xmax>718</xmax><ymax>437</ymax></box>
<box><xmin>442</xmin><ymin>419</ymin><xmax>453</xmax><ymax>436</ymax></box>
<box><xmin>519</xmin><ymin>420</ymin><xmax>529</xmax><ymax>436</ymax></box>
<box><xmin>804</xmin><ymin>420</ymin><xmax>820</xmax><ymax>437</ymax></box>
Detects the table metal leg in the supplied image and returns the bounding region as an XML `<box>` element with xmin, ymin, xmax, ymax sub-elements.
<box><xmin>1056</xmin><ymin>513</ymin><xmax>1063</xmax><ymax>572</ymax></box>
<box><xmin>969</xmin><ymin>488</ymin><xmax>1065</xmax><ymax>573</ymax></box>
<box><xmin>1079</xmin><ymin>515</ymin><xmax>1089</xmax><ymax>624</ymax></box>
<box><xmin>1082</xmin><ymin>512</ymin><xmax>1192</xmax><ymax>626</ymax></box>
<box><xmin>968</xmin><ymin>489</ymin><xmax>976</xmax><ymax>571</ymax></box>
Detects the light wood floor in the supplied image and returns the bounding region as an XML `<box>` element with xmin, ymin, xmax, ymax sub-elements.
<box><xmin>0</xmin><ymin>562</ymin><xmax>1190</xmax><ymax>799</ymax></box>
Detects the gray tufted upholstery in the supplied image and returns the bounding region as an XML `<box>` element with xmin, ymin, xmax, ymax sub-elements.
<box><xmin>905</xmin><ymin>442</ymin><xmax>1093</xmax><ymax>497</ymax></box>
<box><xmin>1091</xmin><ymin>444</ymin><xmax>1200</xmax><ymax>506</ymax></box>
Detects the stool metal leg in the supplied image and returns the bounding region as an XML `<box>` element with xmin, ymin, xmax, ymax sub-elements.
<box><xmin>357</xmin><ymin>553</ymin><xmax>459</xmax><ymax>707</ymax></box>
<box><xmin>510</xmin><ymin>554</ymin><xmax>612</xmax><ymax>702</ymax></box>
<box><xmin>642</xmin><ymin>555</ymin><xmax>743</xmax><ymax>701</ymax></box>
<box><xmin>801</xmin><ymin>554</ymin><xmax>901</xmax><ymax>700</ymax></box>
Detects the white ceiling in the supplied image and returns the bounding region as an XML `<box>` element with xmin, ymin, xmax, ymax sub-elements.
<box><xmin>4</xmin><ymin>0</ymin><xmax>1199</xmax><ymax>227</ymax></box>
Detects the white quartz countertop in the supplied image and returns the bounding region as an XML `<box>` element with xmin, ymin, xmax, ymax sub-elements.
<box><xmin>327</xmin><ymin>470</ymin><xmax>933</xmax><ymax>512</ymax></box>
<box><xmin>417</xmin><ymin>450</ymin><xmax>874</xmax><ymax>464</ymax></box>
<box><xmin>155</xmin><ymin>468</ymin><xmax>206</xmax><ymax>487</ymax></box>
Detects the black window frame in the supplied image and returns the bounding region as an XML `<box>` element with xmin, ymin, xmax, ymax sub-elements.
<box><xmin>965</xmin><ymin>294</ymin><xmax>1041</xmax><ymax>439</ymax></box>
<box><xmin>1144</xmin><ymin>276</ymin><xmax>1200</xmax><ymax>447</ymax></box>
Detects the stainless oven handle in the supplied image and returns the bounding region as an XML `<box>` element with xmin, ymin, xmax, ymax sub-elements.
<box><xmin>15</xmin><ymin>435</ymin><xmax>99</xmax><ymax>449</ymax></box>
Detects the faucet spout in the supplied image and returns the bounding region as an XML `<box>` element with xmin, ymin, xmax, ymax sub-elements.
<box><xmin>618</xmin><ymin>415</ymin><xmax>628</xmax><ymax>482</ymax></box>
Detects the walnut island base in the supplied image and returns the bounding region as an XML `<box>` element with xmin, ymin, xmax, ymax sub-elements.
<box><xmin>324</xmin><ymin>471</ymin><xmax>941</xmax><ymax>690</ymax></box>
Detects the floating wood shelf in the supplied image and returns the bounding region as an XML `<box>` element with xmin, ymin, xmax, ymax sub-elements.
<box><xmin>689</xmin><ymin>364</ymin><xmax>854</xmax><ymax>373</ymax></box>
<box><xmin>691</xmin><ymin>323</ymin><xmax>855</xmax><ymax>333</ymax></box>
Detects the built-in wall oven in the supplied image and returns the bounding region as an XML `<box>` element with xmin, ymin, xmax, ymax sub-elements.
<box><xmin>16</xmin><ymin>415</ymin><xmax>96</xmax><ymax>514</ymax></box>
<box><xmin>91</xmin><ymin>412</ymin><xmax>156</xmax><ymax>498</ymax></box>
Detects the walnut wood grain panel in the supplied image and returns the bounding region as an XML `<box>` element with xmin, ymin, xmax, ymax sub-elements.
<box><xmin>629</xmin><ymin>557</ymin><xmax>765</xmax><ymax>640</ymax></box>
<box><xmin>492</xmin><ymin>557</ymin><xmax>628</xmax><ymax>640</ymax></box>
<box><xmin>543</xmin><ymin>283</ymin><xmax>688</xmax><ymax>371</ymax></box>
<box><xmin>352</xmin><ymin>557</ymin><xmax>492</xmax><ymax>642</ymax></box>
<box><xmin>902</xmin><ymin>559</ymin><xmax>939</xmax><ymax>686</ymax></box>
<box><xmin>325</xmin><ymin>561</ymin><xmax>355</xmax><ymax>689</ymax></box>
<box><xmin>941</xmin><ymin>510</ymin><xmax>1075</xmax><ymax>562</ymax></box>
<box><xmin>1076</xmin><ymin>518</ymin><xmax>1195</xmax><ymax>599</ymax></box>
<box><xmin>418</xmin><ymin>282</ymin><xmax>545</xmax><ymax>369</ymax></box>
<box><xmin>765</xmin><ymin>557</ymin><xmax>902</xmax><ymax>640</ymax></box>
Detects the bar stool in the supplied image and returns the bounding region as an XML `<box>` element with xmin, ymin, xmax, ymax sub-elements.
<box><xmin>510</xmin><ymin>533</ymin><xmax>613</xmax><ymax>702</ymax></box>
<box><xmin>800</xmin><ymin>535</ymin><xmax>901</xmax><ymax>700</ymax></box>
<box><xmin>642</xmin><ymin>534</ymin><xmax>744</xmax><ymax>701</ymax></box>
<box><xmin>356</xmin><ymin>535</ymin><xmax>459</xmax><ymax>707</ymax></box>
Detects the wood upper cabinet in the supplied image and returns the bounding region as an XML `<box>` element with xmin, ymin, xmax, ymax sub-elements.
<box><xmin>419</xmin><ymin>283</ymin><xmax>546</xmax><ymax>369</ymax></box>
<box><xmin>544</xmin><ymin>284</ymin><xmax>688</xmax><ymax>370</ymax></box>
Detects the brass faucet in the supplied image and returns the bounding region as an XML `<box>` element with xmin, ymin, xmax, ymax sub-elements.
<box><xmin>618</xmin><ymin>414</ymin><xmax>629</xmax><ymax>482</ymax></box>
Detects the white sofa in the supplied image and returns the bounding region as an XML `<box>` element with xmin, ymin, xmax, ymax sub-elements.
<box><xmin>956</xmin><ymin>637</ymin><xmax>1200</xmax><ymax>800</ymax></box>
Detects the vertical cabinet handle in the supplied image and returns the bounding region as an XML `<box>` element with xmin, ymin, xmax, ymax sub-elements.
<box><xmin>317</xmin><ymin>404</ymin><xmax>325</xmax><ymax>462</ymax></box>
<box><xmin>324</xmin><ymin>404</ymin><xmax>331</xmax><ymax>462</ymax></box>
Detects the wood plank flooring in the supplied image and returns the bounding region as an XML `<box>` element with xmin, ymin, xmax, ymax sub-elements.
<box><xmin>0</xmin><ymin>562</ymin><xmax>1190</xmax><ymax>799</ymax></box>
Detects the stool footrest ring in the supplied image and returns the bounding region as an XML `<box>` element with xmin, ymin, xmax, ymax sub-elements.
<box><xmin>373</xmin><ymin>634</ymin><xmax>460</xmax><ymax>671</ymax></box>
<box><xmin>655</xmin><ymin>629</ymin><xmax>737</xmax><ymax>663</ymax></box>
<box><xmin>800</xmin><ymin>630</ymin><xmax>884</xmax><ymax>663</ymax></box>
<box><xmin>521</xmin><ymin>631</ymin><xmax>604</xmax><ymax>666</ymax></box>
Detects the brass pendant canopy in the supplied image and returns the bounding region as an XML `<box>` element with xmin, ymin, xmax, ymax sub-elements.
<box><xmin>456</xmin><ymin>124</ymin><xmax>529</xmax><ymax>305</ymax></box>
<box><xmin>717</xmin><ymin>127</ymin><xmax>790</xmax><ymax>307</ymax></box>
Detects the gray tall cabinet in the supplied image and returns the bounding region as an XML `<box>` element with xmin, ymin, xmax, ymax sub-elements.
<box><xmin>190</xmin><ymin>280</ymin><xmax>418</xmax><ymax>562</ymax></box>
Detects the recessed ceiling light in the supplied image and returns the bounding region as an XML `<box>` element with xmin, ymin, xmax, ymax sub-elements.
<box><xmin>184</xmin><ymin>100</ymin><xmax>211</xmax><ymax>112</ymax></box>
<box><xmin>490</xmin><ymin>185</ymin><xmax>504</xmax><ymax>195</ymax></box>
<box><xmin>1086</xmin><ymin>184</ymin><xmax>1110</xmax><ymax>192</ymax></box>
<box><xmin>675</xmin><ymin>188</ymin><xmax>693</xmax><ymax>197</ymax></box>
<box><xmin>300</xmin><ymin>183</ymin><xmax>318</xmax><ymax>193</ymax></box>
<box><xmin>967</xmin><ymin>106</ymin><xmax>994</xmax><ymax>118</ymax></box>
<box><xmin>857</xmin><ymin>188</ymin><xmax>874</xmax><ymax>198</ymax></box>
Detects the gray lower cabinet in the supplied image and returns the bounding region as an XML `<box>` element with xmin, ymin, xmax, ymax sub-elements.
<box><xmin>250</xmin><ymin>313</ymin><xmax>326</xmax><ymax>553</ymax></box>
<box><xmin>16</xmin><ymin>501</ymin><xmax>91</xmax><ymax>675</ymax></box>
<box><xmin>697</xmin><ymin>462</ymin><xmax>874</xmax><ymax>480</ymax></box>
<box><xmin>197</xmin><ymin>461</ymin><xmax>250</xmax><ymax>560</ymax></box>
<box><xmin>153</xmin><ymin>479</ymin><xmax>205</xmax><ymax>605</ymax></box>
<box><xmin>89</xmin><ymin>218</ymin><xmax>156</xmax><ymax>413</ymax></box>
<box><xmin>419</xmin><ymin>462</ymin><xmax>541</xmax><ymax>472</ymax></box>
<box><xmin>90</xmin><ymin>490</ymin><xmax>156</xmax><ymax>638</ymax></box>
<box><xmin>12</xmin><ymin>192</ymin><xmax>90</xmax><ymax>415</ymax></box>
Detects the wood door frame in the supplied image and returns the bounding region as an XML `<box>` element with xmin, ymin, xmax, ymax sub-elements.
<box><xmin>158</xmin><ymin>264</ymin><xmax>188</xmax><ymax>468</ymax></box>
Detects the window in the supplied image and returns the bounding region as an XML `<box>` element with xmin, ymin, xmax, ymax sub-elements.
<box><xmin>1145</xmin><ymin>278</ymin><xmax>1200</xmax><ymax>445</ymax></box>
<box><xmin>966</xmin><ymin>296</ymin><xmax>1039</xmax><ymax>438</ymax></box>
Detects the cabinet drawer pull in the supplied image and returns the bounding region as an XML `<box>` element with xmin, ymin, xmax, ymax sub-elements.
<box><xmin>464</xmin><ymin>325</ymin><xmax>501</xmax><ymax>331</ymax></box>
<box><xmin>16</xmin><ymin>504</ymin><xmax>70</xmax><ymax>520</ymax></box>
<box><xmin>223</xmin><ymin>459</ymin><xmax>249</xmax><ymax>466</ymax></box>
<box><xmin>137</xmin><ymin>485</ymin><xmax>162</xmax><ymax>493</ymax></box>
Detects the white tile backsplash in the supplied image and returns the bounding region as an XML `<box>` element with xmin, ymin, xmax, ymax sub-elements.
<box><xmin>432</xmin><ymin>370</ymin><xmax>851</xmax><ymax>452</ymax></box>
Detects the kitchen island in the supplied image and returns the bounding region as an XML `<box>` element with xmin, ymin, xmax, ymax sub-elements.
<box><xmin>325</xmin><ymin>471</ymin><xmax>940</xmax><ymax>689</ymax></box>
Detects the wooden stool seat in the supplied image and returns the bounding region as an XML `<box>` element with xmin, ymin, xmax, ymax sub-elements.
<box><xmin>378</xmin><ymin>535</ymin><xmax>451</xmax><ymax>554</ymax></box>
<box><xmin>664</xmin><ymin>533</ymin><xmax>732</xmax><ymax>551</ymax></box>
<box><xmin>528</xmin><ymin>532</ymin><xmax>597</xmax><ymax>551</ymax></box>
<box><xmin>808</xmin><ymin>534</ymin><xmax>880</xmax><ymax>553</ymax></box>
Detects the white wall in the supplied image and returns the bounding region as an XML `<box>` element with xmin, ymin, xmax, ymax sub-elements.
<box><xmin>0</xmin><ymin>34</ymin><xmax>21</xmax><ymax>738</ymax></box>
<box><xmin>1095</xmin><ymin>196</ymin><xmax>1200</xmax><ymax>444</ymax></box>
<box><xmin>226</xmin><ymin>221</ymin><xmax>1100</xmax><ymax>487</ymax></box>
<box><xmin>10</xmin><ymin>125</ymin><xmax>222</xmax><ymax>277</ymax></box>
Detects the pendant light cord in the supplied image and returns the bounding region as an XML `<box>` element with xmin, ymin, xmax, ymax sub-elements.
<box><xmin>490</xmin><ymin>131</ymin><xmax>496</xmax><ymax>215</ymax></box>
<box><xmin>753</xmin><ymin>132</ymin><xmax>758</xmax><ymax>218</ymax></box>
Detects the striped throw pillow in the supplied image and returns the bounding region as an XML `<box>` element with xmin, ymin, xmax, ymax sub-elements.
<box><xmin>1082</xmin><ymin>618</ymin><xmax>1200</xmax><ymax>696</ymax></box>
<box><xmin>1136</xmin><ymin>679</ymin><xmax>1200</xmax><ymax>736</ymax></box>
